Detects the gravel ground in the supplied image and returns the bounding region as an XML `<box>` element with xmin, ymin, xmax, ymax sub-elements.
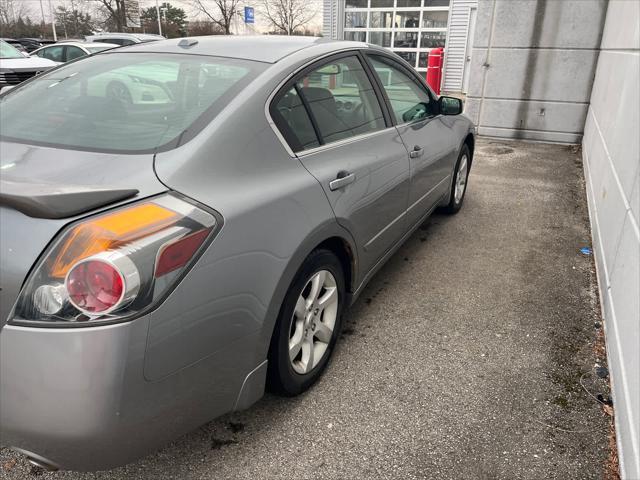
<box><xmin>1</xmin><ymin>138</ymin><xmax>611</xmax><ymax>479</ymax></box>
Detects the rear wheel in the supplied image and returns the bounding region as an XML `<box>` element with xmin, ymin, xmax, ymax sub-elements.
<box><xmin>443</xmin><ymin>144</ymin><xmax>471</xmax><ymax>214</ymax></box>
<box><xmin>106</xmin><ymin>81</ymin><xmax>133</xmax><ymax>104</ymax></box>
<box><xmin>267</xmin><ymin>249</ymin><xmax>345</xmax><ymax>396</ymax></box>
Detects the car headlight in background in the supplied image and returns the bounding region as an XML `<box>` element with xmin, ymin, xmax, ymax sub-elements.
<box><xmin>12</xmin><ymin>194</ymin><xmax>218</xmax><ymax>326</ymax></box>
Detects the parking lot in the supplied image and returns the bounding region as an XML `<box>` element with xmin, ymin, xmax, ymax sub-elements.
<box><xmin>0</xmin><ymin>138</ymin><xmax>611</xmax><ymax>479</ymax></box>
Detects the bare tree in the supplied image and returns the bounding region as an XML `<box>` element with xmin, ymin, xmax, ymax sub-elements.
<box><xmin>191</xmin><ymin>0</ymin><xmax>242</xmax><ymax>35</ymax></box>
<box><xmin>0</xmin><ymin>0</ymin><xmax>31</xmax><ymax>27</ymax></box>
<box><xmin>261</xmin><ymin>0</ymin><xmax>317</xmax><ymax>35</ymax></box>
<box><xmin>93</xmin><ymin>0</ymin><xmax>127</xmax><ymax>31</ymax></box>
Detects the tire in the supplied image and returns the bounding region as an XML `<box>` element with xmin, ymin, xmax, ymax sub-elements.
<box><xmin>443</xmin><ymin>144</ymin><xmax>471</xmax><ymax>214</ymax></box>
<box><xmin>267</xmin><ymin>249</ymin><xmax>346</xmax><ymax>396</ymax></box>
<box><xmin>106</xmin><ymin>81</ymin><xmax>133</xmax><ymax>104</ymax></box>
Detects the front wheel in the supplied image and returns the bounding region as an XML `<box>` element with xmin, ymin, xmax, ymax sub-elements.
<box><xmin>443</xmin><ymin>144</ymin><xmax>471</xmax><ymax>214</ymax></box>
<box><xmin>267</xmin><ymin>249</ymin><xmax>345</xmax><ymax>396</ymax></box>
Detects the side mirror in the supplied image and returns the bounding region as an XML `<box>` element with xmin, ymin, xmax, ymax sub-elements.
<box><xmin>438</xmin><ymin>96</ymin><xmax>463</xmax><ymax>115</ymax></box>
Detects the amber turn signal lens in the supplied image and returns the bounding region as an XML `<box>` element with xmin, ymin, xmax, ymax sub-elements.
<box><xmin>48</xmin><ymin>203</ymin><xmax>178</xmax><ymax>279</ymax></box>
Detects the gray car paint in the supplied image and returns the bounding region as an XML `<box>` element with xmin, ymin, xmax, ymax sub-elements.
<box><xmin>0</xmin><ymin>36</ymin><xmax>474</xmax><ymax>471</ymax></box>
<box><xmin>296</xmin><ymin>128</ymin><xmax>411</xmax><ymax>276</ymax></box>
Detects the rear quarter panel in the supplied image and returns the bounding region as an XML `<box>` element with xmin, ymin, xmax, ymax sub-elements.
<box><xmin>150</xmin><ymin>64</ymin><xmax>349</xmax><ymax>381</ymax></box>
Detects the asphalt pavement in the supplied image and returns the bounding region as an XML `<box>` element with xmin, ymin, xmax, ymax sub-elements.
<box><xmin>0</xmin><ymin>138</ymin><xmax>611</xmax><ymax>479</ymax></box>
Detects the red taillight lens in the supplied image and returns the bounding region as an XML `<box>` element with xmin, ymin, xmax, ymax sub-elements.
<box><xmin>155</xmin><ymin>229</ymin><xmax>211</xmax><ymax>277</ymax></box>
<box><xmin>67</xmin><ymin>260</ymin><xmax>124</xmax><ymax>314</ymax></box>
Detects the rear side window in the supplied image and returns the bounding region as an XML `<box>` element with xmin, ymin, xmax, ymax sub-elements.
<box><xmin>271</xmin><ymin>54</ymin><xmax>386</xmax><ymax>153</ymax></box>
<box><xmin>65</xmin><ymin>46</ymin><xmax>86</xmax><ymax>61</ymax></box>
<box><xmin>297</xmin><ymin>55</ymin><xmax>385</xmax><ymax>145</ymax></box>
<box><xmin>38</xmin><ymin>45</ymin><xmax>64</xmax><ymax>62</ymax></box>
<box><xmin>272</xmin><ymin>88</ymin><xmax>320</xmax><ymax>151</ymax></box>
<box><xmin>0</xmin><ymin>53</ymin><xmax>266</xmax><ymax>153</ymax></box>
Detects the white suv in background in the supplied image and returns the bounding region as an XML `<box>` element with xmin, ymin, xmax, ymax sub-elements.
<box><xmin>0</xmin><ymin>40</ymin><xmax>56</xmax><ymax>92</ymax></box>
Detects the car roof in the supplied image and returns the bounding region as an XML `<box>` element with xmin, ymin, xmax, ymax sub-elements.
<box><xmin>89</xmin><ymin>32</ymin><xmax>164</xmax><ymax>41</ymax></box>
<box><xmin>118</xmin><ymin>35</ymin><xmax>360</xmax><ymax>64</ymax></box>
<box><xmin>84</xmin><ymin>42</ymin><xmax>119</xmax><ymax>47</ymax></box>
<box><xmin>49</xmin><ymin>41</ymin><xmax>117</xmax><ymax>47</ymax></box>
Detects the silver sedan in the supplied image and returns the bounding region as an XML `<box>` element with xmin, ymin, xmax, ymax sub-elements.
<box><xmin>0</xmin><ymin>36</ymin><xmax>474</xmax><ymax>471</ymax></box>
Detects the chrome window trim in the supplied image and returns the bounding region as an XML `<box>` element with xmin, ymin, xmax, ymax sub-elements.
<box><xmin>297</xmin><ymin>125</ymin><xmax>397</xmax><ymax>158</ymax></box>
<box><xmin>265</xmin><ymin>46</ymin><xmax>394</xmax><ymax>159</ymax></box>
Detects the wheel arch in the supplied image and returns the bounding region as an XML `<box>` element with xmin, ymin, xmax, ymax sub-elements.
<box><xmin>256</xmin><ymin>222</ymin><xmax>358</xmax><ymax>362</ymax></box>
<box><xmin>314</xmin><ymin>236</ymin><xmax>356</xmax><ymax>296</ymax></box>
<box><xmin>464</xmin><ymin>132</ymin><xmax>475</xmax><ymax>165</ymax></box>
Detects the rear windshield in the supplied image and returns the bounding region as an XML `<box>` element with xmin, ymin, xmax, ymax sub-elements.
<box><xmin>0</xmin><ymin>52</ymin><xmax>266</xmax><ymax>153</ymax></box>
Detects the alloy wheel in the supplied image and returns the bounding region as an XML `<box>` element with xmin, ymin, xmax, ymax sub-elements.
<box><xmin>288</xmin><ymin>270</ymin><xmax>338</xmax><ymax>375</ymax></box>
<box><xmin>454</xmin><ymin>154</ymin><xmax>468</xmax><ymax>204</ymax></box>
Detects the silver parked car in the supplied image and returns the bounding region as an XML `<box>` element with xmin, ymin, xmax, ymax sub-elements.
<box><xmin>0</xmin><ymin>36</ymin><xmax>474</xmax><ymax>471</ymax></box>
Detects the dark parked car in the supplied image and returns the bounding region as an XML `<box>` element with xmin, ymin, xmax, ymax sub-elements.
<box><xmin>16</xmin><ymin>38</ymin><xmax>55</xmax><ymax>52</ymax></box>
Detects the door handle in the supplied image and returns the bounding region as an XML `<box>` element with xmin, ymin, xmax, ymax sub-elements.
<box><xmin>409</xmin><ymin>145</ymin><xmax>424</xmax><ymax>158</ymax></box>
<box><xmin>329</xmin><ymin>171</ymin><xmax>355</xmax><ymax>191</ymax></box>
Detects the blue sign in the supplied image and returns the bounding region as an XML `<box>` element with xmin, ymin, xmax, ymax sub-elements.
<box><xmin>244</xmin><ymin>6</ymin><xmax>255</xmax><ymax>24</ymax></box>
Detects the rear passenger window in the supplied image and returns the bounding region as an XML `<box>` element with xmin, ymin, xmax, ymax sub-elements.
<box><xmin>273</xmin><ymin>87</ymin><xmax>320</xmax><ymax>152</ymax></box>
<box><xmin>38</xmin><ymin>45</ymin><xmax>64</xmax><ymax>62</ymax></box>
<box><xmin>65</xmin><ymin>46</ymin><xmax>86</xmax><ymax>61</ymax></box>
<box><xmin>297</xmin><ymin>55</ymin><xmax>386</xmax><ymax>145</ymax></box>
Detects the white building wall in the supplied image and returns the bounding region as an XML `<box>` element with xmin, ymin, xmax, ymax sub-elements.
<box><xmin>465</xmin><ymin>0</ymin><xmax>608</xmax><ymax>143</ymax></box>
<box><xmin>582</xmin><ymin>1</ymin><xmax>640</xmax><ymax>478</ymax></box>
<box><xmin>442</xmin><ymin>0</ymin><xmax>478</xmax><ymax>93</ymax></box>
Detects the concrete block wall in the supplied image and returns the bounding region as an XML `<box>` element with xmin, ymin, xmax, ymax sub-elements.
<box><xmin>465</xmin><ymin>0</ymin><xmax>608</xmax><ymax>143</ymax></box>
<box><xmin>582</xmin><ymin>1</ymin><xmax>640</xmax><ymax>478</ymax></box>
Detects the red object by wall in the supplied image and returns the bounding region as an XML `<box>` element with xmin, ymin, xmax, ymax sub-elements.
<box><xmin>426</xmin><ymin>48</ymin><xmax>444</xmax><ymax>95</ymax></box>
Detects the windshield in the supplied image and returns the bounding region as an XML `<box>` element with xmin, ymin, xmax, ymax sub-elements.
<box><xmin>0</xmin><ymin>52</ymin><xmax>266</xmax><ymax>153</ymax></box>
<box><xmin>86</xmin><ymin>45</ymin><xmax>116</xmax><ymax>53</ymax></box>
<box><xmin>0</xmin><ymin>40</ymin><xmax>24</xmax><ymax>59</ymax></box>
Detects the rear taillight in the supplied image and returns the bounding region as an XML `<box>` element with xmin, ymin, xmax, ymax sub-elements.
<box><xmin>13</xmin><ymin>194</ymin><xmax>218</xmax><ymax>325</ymax></box>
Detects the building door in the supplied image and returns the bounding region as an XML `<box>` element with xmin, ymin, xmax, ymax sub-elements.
<box><xmin>462</xmin><ymin>7</ymin><xmax>477</xmax><ymax>94</ymax></box>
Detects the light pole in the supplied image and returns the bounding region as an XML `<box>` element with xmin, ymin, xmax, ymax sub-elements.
<box><xmin>155</xmin><ymin>0</ymin><xmax>162</xmax><ymax>37</ymax></box>
<box><xmin>38</xmin><ymin>0</ymin><xmax>46</xmax><ymax>36</ymax></box>
<box><xmin>161</xmin><ymin>7</ymin><xmax>167</xmax><ymax>34</ymax></box>
<box><xmin>47</xmin><ymin>0</ymin><xmax>57</xmax><ymax>41</ymax></box>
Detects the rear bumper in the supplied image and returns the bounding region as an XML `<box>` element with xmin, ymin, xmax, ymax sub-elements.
<box><xmin>0</xmin><ymin>318</ymin><xmax>261</xmax><ymax>471</ymax></box>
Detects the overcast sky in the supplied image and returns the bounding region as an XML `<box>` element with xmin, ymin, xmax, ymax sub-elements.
<box><xmin>17</xmin><ymin>0</ymin><xmax>324</xmax><ymax>32</ymax></box>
